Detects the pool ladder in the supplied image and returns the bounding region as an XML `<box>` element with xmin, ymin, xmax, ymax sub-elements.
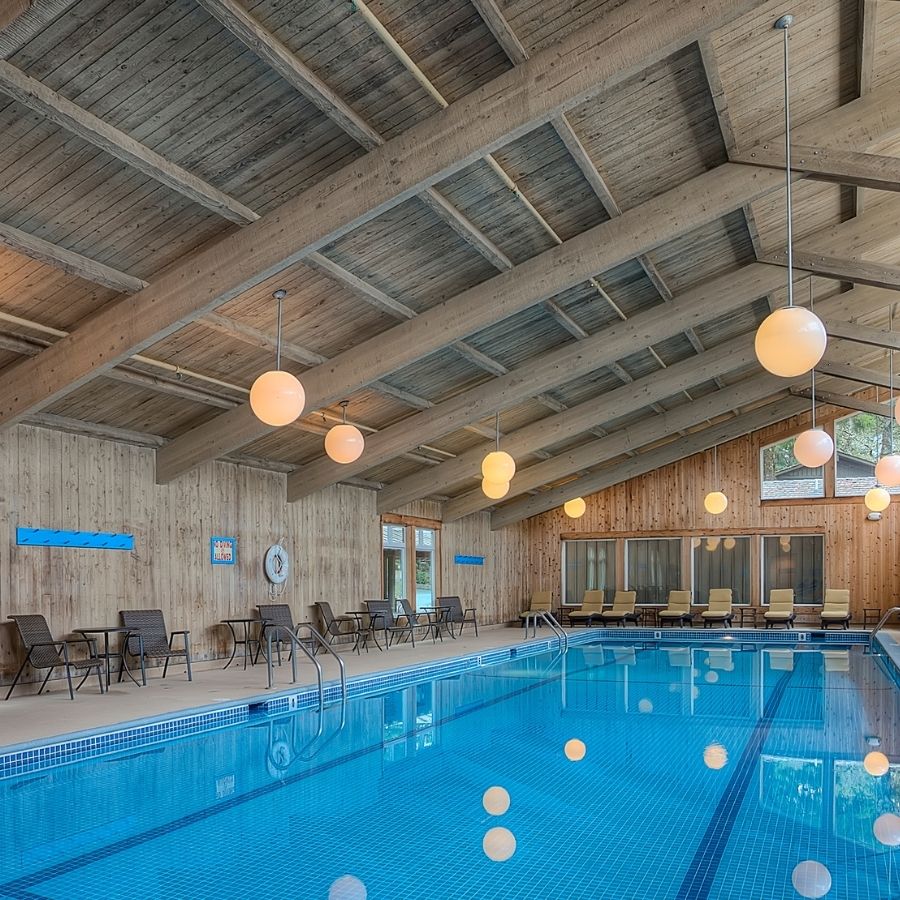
<box><xmin>264</xmin><ymin>624</ymin><xmax>348</xmax><ymax>719</ymax></box>
<box><xmin>868</xmin><ymin>606</ymin><xmax>900</xmax><ymax>651</ymax></box>
<box><xmin>522</xmin><ymin>610</ymin><xmax>568</xmax><ymax>653</ymax></box>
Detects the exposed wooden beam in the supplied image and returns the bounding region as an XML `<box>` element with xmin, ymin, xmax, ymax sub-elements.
<box><xmin>791</xmin><ymin>387</ymin><xmax>889</xmax><ymax>417</ymax></box>
<box><xmin>293</xmin><ymin>265</ymin><xmax>789</xmax><ymax>502</ymax></box>
<box><xmin>0</xmin><ymin>221</ymin><xmax>148</xmax><ymax>293</ymax></box>
<box><xmin>763</xmin><ymin>248</ymin><xmax>900</xmax><ymax>291</ymax></box>
<box><xmin>825</xmin><ymin>319</ymin><xmax>900</xmax><ymax>353</ymax></box>
<box><xmin>469</xmin><ymin>0</ymin><xmax>528</xmax><ymax>64</ymax></box>
<box><xmin>0</xmin><ymin>1</ymin><xmax>31</xmax><ymax>35</ymax></box>
<box><xmin>816</xmin><ymin>359</ymin><xmax>895</xmax><ymax>391</ymax></box>
<box><xmin>733</xmin><ymin>145</ymin><xmax>900</xmax><ymax>193</ymax></box>
<box><xmin>490</xmin><ymin>399</ymin><xmax>810</xmax><ymax>528</ymax></box>
<box><xmin>391</xmin><ymin>283</ymin><xmax>892</xmax><ymax>515</ymax></box>
<box><xmin>856</xmin><ymin>0</ymin><xmax>878</xmax><ymax>215</ymax></box>
<box><xmin>0</xmin><ymin>60</ymin><xmax>258</xmax><ymax>225</ymax></box>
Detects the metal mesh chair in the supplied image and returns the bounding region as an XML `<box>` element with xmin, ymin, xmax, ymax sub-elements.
<box><xmin>119</xmin><ymin>609</ymin><xmax>192</xmax><ymax>681</ymax></box>
<box><xmin>436</xmin><ymin>595</ymin><xmax>478</xmax><ymax>636</ymax></box>
<box><xmin>315</xmin><ymin>601</ymin><xmax>361</xmax><ymax>648</ymax></box>
<box><xmin>5</xmin><ymin>614</ymin><xmax>105</xmax><ymax>700</ymax></box>
<box><xmin>365</xmin><ymin>599</ymin><xmax>415</xmax><ymax>649</ymax></box>
<box><xmin>257</xmin><ymin>603</ymin><xmax>314</xmax><ymax>662</ymax></box>
<box><xmin>398</xmin><ymin>598</ymin><xmax>440</xmax><ymax>643</ymax></box>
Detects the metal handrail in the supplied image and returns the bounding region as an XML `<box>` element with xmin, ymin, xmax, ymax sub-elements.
<box><xmin>868</xmin><ymin>606</ymin><xmax>900</xmax><ymax>650</ymax></box>
<box><xmin>523</xmin><ymin>610</ymin><xmax>568</xmax><ymax>652</ymax></box>
<box><xmin>298</xmin><ymin>623</ymin><xmax>348</xmax><ymax>718</ymax></box>
<box><xmin>265</xmin><ymin>628</ymin><xmax>323</xmax><ymax>711</ymax></box>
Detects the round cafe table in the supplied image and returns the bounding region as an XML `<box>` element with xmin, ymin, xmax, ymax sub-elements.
<box><xmin>75</xmin><ymin>626</ymin><xmax>146</xmax><ymax>688</ymax></box>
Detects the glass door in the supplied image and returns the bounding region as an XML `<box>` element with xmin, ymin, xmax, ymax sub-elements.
<box><xmin>414</xmin><ymin>527</ymin><xmax>436</xmax><ymax>610</ymax></box>
<box><xmin>382</xmin><ymin>525</ymin><xmax>407</xmax><ymax>610</ymax></box>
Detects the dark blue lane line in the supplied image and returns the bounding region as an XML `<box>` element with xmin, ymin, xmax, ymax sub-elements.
<box><xmin>0</xmin><ymin>662</ymin><xmax>572</xmax><ymax>894</ymax></box>
<box><xmin>674</xmin><ymin>670</ymin><xmax>793</xmax><ymax>900</ymax></box>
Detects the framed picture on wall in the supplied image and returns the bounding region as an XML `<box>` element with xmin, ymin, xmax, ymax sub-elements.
<box><xmin>210</xmin><ymin>536</ymin><xmax>237</xmax><ymax>565</ymax></box>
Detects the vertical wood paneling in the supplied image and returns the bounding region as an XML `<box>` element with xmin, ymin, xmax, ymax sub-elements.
<box><xmin>524</xmin><ymin>412</ymin><xmax>900</xmax><ymax>618</ymax></box>
<box><xmin>0</xmin><ymin>426</ymin><xmax>530</xmax><ymax>683</ymax></box>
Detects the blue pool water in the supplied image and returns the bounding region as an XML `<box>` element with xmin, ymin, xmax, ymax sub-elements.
<box><xmin>2</xmin><ymin>640</ymin><xmax>900</xmax><ymax>899</ymax></box>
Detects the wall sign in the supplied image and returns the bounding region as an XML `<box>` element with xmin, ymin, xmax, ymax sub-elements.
<box><xmin>16</xmin><ymin>527</ymin><xmax>134</xmax><ymax>550</ymax></box>
<box><xmin>211</xmin><ymin>536</ymin><xmax>237</xmax><ymax>565</ymax></box>
<box><xmin>454</xmin><ymin>554</ymin><xmax>485</xmax><ymax>566</ymax></box>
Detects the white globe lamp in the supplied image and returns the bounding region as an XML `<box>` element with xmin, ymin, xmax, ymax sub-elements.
<box><xmin>755</xmin><ymin>306</ymin><xmax>827</xmax><ymax>377</ymax></box>
<box><xmin>250</xmin><ymin>369</ymin><xmax>305</xmax><ymax>426</ymax></box>
<box><xmin>324</xmin><ymin>401</ymin><xmax>365</xmax><ymax>464</ymax></box>
<box><xmin>865</xmin><ymin>487</ymin><xmax>891</xmax><ymax>513</ymax></box>
<box><xmin>481</xmin><ymin>478</ymin><xmax>509</xmax><ymax>500</ymax></box>
<box><xmin>793</xmin><ymin>428</ymin><xmax>834</xmax><ymax>468</ymax></box>
<box><xmin>564</xmin><ymin>497</ymin><xmax>586</xmax><ymax>519</ymax></box>
<box><xmin>875</xmin><ymin>455</ymin><xmax>900</xmax><ymax>488</ymax></box>
<box><xmin>704</xmin><ymin>491</ymin><xmax>728</xmax><ymax>515</ymax></box>
<box><xmin>482</xmin><ymin>450</ymin><xmax>515</xmax><ymax>483</ymax></box>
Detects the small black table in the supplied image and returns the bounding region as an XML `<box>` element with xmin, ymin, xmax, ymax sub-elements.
<box><xmin>221</xmin><ymin>618</ymin><xmax>262</xmax><ymax>669</ymax></box>
<box><xmin>75</xmin><ymin>626</ymin><xmax>146</xmax><ymax>688</ymax></box>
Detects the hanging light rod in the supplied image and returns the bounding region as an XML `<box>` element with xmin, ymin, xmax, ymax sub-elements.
<box><xmin>754</xmin><ymin>14</ymin><xmax>828</xmax><ymax>380</ymax></box>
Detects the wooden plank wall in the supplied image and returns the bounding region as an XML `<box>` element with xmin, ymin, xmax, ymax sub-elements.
<box><xmin>523</xmin><ymin>409</ymin><xmax>900</xmax><ymax>620</ymax></box>
<box><xmin>0</xmin><ymin>427</ymin><xmax>529</xmax><ymax>683</ymax></box>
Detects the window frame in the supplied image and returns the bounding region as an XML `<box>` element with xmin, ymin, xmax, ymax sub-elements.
<box><xmin>690</xmin><ymin>534</ymin><xmax>753</xmax><ymax>606</ymax></box>
<box><xmin>624</xmin><ymin>536</ymin><xmax>684</xmax><ymax>606</ymax></box>
<box><xmin>561</xmin><ymin>538</ymin><xmax>618</xmax><ymax>606</ymax></box>
<box><xmin>759</xmin><ymin>533</ymin><xmax>825</xmax><ymax>606</ymax></box>
<box><xmin>759</xmin><ymin>434</ymin><xmax>826</xmax><ymax>502</ymax></box>
<box><xmin>380</xmin><ymin>515</ymin><xmax>442</xmax><ymax>609</ymax></box>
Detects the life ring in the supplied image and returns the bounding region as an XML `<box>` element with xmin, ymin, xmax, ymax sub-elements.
<box><xmin>264</xmin><ymin>544</ymin><xmax>289</xmax><ymax>584</ymax></box>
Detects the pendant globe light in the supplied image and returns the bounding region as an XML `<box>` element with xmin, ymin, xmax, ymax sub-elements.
<box><xmin>865</xmin><ymin>486</ymin><xmax>891</xmax><ymax>512</ymax></box>
<box><xmin>250</xmin><ymin>289</ymin><xmax>305</xmax><ymax>427</ymax></box>
<box><xmin>324</xmin><ymin>400</ymin><xmax>365</xmax><ymax>464</ymax></box>
<box><xmin>754</xmin><ymin>17</ymin><xmax>826</xmax><ymax>379</ymax></box>
<box><xmin>564</xmin><ymin>497</ymin><xmax>586</xmax><ymax>519</ymax></box>
<box><xmin>481</xmin><ymin>412</ymin><xmax>514</xmax><ymax>498</ymax></box>
<box><xmin>793</xmin><ymin>288</ymin><xmax>834</xmax><ymax>468</ymax></box>
<box><xmin>703</xmin><ymin>444</ymin><xmax>728</xmax><ymax>515</ymax></box>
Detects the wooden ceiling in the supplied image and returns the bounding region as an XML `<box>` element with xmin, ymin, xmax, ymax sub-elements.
<box><xmin>0</xmin><ymin>0</ymin><xmax>897</xmax><ymax>527</ymax></box>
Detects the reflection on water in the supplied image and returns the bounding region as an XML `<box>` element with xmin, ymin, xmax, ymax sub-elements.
<box><xmin>3</xmin><ymin>643</ymin><xmax>900</xmax><ymax>899</ymax></box>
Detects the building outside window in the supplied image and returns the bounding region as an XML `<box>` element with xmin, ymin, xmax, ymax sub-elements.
<box><xmin>834</xmin><ymin>411</ymin><xmax>900</xmax><ymax>496</ymax></box>
<box><xmin>760</xmin><ymin>435</ymin><xmax>825</xmax><ymax>500</ymax></box>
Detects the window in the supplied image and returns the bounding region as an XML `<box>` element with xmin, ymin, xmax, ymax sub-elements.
<box><xmin>562</xmin><ymin>540</ymin><xmax>617</xmax><ymax>605</ymax></box>
<box><xmin>834</xmin><ymin>412</ymin><xmax>900</xmax><ymax>497</ymax></box>
<box><xmin>692</xmin><ymin>535</ymin><xmax>752</xmax><ymax>605</ymax></box>
<box><xmin>760</xmin><ymin>436</ymin><xmax>824</xmax><ymax>500</ymax></box>
<box><xmin>382</xmin><ymin>518</ymin><xmax>441</xmax><ymax>610</ymax></box>
<box><xmin>761</xmin><ymin>534</ymin><xmax>824</xmax><ymax>605</ymax></box>
<box><xmin>382</xmin><ymin>525</ymin><xmax>406</xmax><ymax>604</ymax></box>
<box><xmin>625</xmin><ymin>538</ymin><xmax>681</xmax><ymax>604</ymax></box>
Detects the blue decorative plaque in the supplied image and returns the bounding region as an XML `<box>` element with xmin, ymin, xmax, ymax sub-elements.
<box><xmin>16</xmin><ymin>527</ymin><xmax>134</xmax><ymax>550</ymax></box>
<box><xmin>454</xmin><ymin>554</ymin><xmax>485</xmax><ymax>566</ymax></box>
<box><xmin>211</xmin><ymin>536</ymin><xmax>237</xmax><ymax>565</ymax></box>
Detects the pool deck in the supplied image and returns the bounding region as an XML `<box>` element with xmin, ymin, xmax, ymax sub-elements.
<box><xmin>1</xmin><ymin>623</ymin><xmax>893</xmax><ymax>751</ymax></box>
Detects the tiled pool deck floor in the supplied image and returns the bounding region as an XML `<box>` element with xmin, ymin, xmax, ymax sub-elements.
<box><xmin>1</xmin><ymin>623</ymin><xmax>894</xmax><ymax>751</ymax></box>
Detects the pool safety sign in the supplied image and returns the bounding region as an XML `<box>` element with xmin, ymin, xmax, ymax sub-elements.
<box><xmin>211</xmin><ymin>536</ymin><xmax>237</xmax><ymax>565</ymax></box>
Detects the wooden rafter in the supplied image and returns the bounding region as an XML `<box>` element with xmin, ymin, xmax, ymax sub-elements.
<box><xmin>763</xmin><ymin>249</ymin><xmax>900</xmax><ymax>291</ymax></box>
<box><xmin>790</xmin><ymin>387</ymin><xmax>889</xmax><ymax>417</ymax></box>
<box><xmin>824</xmin><ymin>320</ymin><xmax>900</xmax><ymax>353</ymax></box>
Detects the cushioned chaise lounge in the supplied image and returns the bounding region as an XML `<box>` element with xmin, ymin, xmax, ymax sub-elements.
<box><xmin>519</xmin><ymin>591</ymin><xmax>553</xmax><ymax>628</ymax></box>
<box><xmin>658</xmin><ymin>590</ymin><xmax>693</xmax><ymax>627</ymax></box>
<box><xmin>764</xmin><ymin>589</ymin><xmax>796</xmax><ymax>629</ymax></box>
<box><xmin>599</xmin><ymin>591</ymin><xmax>639</xmax><ymax>627</ymax></box>
<box><xmin>568</xmin><ymin>590</ymin><xmax>606</xmax><ymax>627</ymax></box>
<box><xmin>701</xmin><ymin>589</ymin><xmax>733</xmax><ymax>628</ymax></box>
<box><xmin>820</xmin><ymin>589</ymin><xmax>851</xmax><ymax>629</ymax></box>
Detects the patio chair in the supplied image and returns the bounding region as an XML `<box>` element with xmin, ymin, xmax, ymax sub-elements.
<box><xmin>120</xmin><ymin>609</ymin><xmax>192</xmax><ymax>681</ymax></box>
<box><xmin>398</xmin><ymin>598</ymin><xmax>440</xmax><ymax>644</ymax></box>
<box><xmin>658</xmin><ymin>590</ymin><xmax>693</xmax><ymax>627</ymax></box>
<box><xmin>435</xmin><ymin>595</ymin><xmax>478</xmax><ymax>637</ymax></box>
<box><xmin>256</xmin><ymin>603</ymin><xmax>312</xmax><ymax>662</ymax></box>
<box><xmin>365</xmin><ymin>599</ymin><xmax>416</xmax><ymax>649</ymax></box>
<box><xmin>599</xmin><ymin>591</ymin><xmax>639</xmax><ymax>626</ymax></box>
<box><xmin>315</xmin><ymin>601</ymin><xmax>362</xmax><ymax>648</ymax></box>
<box><xmin>764</xmin><ymin>589</ymin><xmax>795</xmax><ymax>629</ymax></box>
<box><xmin>5</xmin><ymin>614</ymin><xmax>105</xmax><ymax>701</ymax></box>
<box><xmin>568</xmin><ymin>590</ymin><xmax>606</xmax><ymax>627</ymax></box>
<box><xmin>701</xmin><ymin>589</ymin><xmax>733</xmax><ymax>627</ymax></box>
<box><xmin>820</xmin><ymin>589</ymin><xmax>851</xmax><ymax>629</ymax></box>
<box><xmin>519</xmin><ymin>591</ymin><xmax>553</xmax><ymax>628</ymax></box>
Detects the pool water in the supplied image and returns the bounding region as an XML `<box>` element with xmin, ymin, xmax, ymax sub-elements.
<box><xmin>2</xmin><ymin>641</ymin><xmax>900</xmax><ymax>899</ymax></box>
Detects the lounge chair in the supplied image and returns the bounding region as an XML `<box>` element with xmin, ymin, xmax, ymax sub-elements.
<box><xmin>701</xmin><ymin>589</ymin><xmax>733</xmax><ymax>627</ymax></box>
<box><xmin>599</xmin><ymin>591</ymin><xmax>639</xmax><ymax>626</ymax></box>
<box><xmin>706</xmin><ymin>649</ymin><xmax>735</xmax><ymax>671</ymax></box>
<box><xmin>436</xmin><ymin>595</ymin><xmax>478</xmax><ymax>637</ymax></box>
<box><xmin>519</xmin><ymin>591</ymin><xmax>553</xmax><ymax>628</ymax></box>
<box><xmin>764</xmin><ymin>589</ymin><xmax>795</xmax><ymax>629</ymax></box>
<box><xmin>820</xmin><ymin>589</ymin><xmax>851</xmax><ymax>629</ymax></box>
<box><xmin>568</xmin><ymin>590</ymin><xmax>606</xmax><ymax>627</ymax></box>
<box><xmin>365</xmin><ymin>599</ymin><xmax>416</xmax><ymax>649</ymax></box>
<box><xmin>666</xmin><ymin>647</ymin><xmax>692</xmax><ymax>668</ymax></box>
<box><xmin>120</xmin><ymin>609</ymin><xmax>193</xmax><ymax>681</ymax></box>
<box><xmin>658</xmin><ymin>590</ymin><xmax>693</xmax><ymax>627</ymax></box>
<box><xmin>5</xmin><ymin>614</ymin><xmax>105</xmax><ymax>700</ymax></box>
<box><xmin>315</xmin><ymin>601</ymin><xmax>362</xmax><ymax>649</ymax></box>
<box><xmin>612</xmin><ymin>646</ymin><xmax>636</xmax><ymax>665</ymax></box>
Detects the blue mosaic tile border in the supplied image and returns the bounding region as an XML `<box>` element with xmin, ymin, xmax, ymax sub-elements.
<box><xmin>0</xmin><ymin>626</ymin><xmax>870</xmax><ymax>777</ymax></box>
<box><xmin>0</xmin><ymin>704</ymin><xmax>247</xmax><ymax>781</ymax></box>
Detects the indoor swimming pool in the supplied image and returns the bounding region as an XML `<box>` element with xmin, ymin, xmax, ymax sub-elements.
<box><xmin>2</xmin><ymin>639</ymin><xmax>899</xmax><ymax>899</ymax></box>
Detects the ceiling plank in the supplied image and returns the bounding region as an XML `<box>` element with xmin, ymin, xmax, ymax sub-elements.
<box><xmin>408</xmin><ymin>285</ymin><xmax>893</xmax><ymax>517</ymax></box>
<box><xmin>733</xmin><ymin>145</ymin><xmax>900</xmax><ymax>193</ymax></box>
<box><xmin>0</xmin><ymin>60</ymin><xmax>258</xmax><ymax>225</ymax></box>
<box><xmin>0</xmin><ymin>221</ymin><xmax>148</xmax><ymax>293</ymax></box>
<box><xmin>285</xmin><ymin>206</ymin><xmax>898</xmax><ymax>501</ymax></box>
<box><xmin>0</xmin><ymin>1</ymin><xmax>31</xmax><ymax>34</ymax></box>
<box><xmin>490</xmin><ymin>398</ymin><xmax>810</xmax><ymax>528</ymax></box>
